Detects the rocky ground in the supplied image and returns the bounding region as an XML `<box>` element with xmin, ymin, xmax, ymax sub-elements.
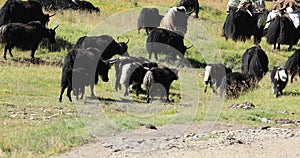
<box><xmin>54</xmin><ymin>122</ymin><xmax>300</xmax><ymax>158</ymax></box>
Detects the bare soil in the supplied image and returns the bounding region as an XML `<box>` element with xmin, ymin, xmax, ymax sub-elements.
<box><xmin>53</xmin><ymin>122</ymin><xmax>300</xmax><ymax>158</ymax></box>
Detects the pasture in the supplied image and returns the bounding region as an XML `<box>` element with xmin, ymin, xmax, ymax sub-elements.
<box><xmin>0</xmin><ymin>0</ymin><xmax>300</xmax><ymax>157</ymax></box>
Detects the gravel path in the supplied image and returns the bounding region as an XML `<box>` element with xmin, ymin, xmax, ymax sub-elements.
<box><xmin>54</xmin><ymin>122</ymin><xmax>300</xmax><ymax>158</ymax></box>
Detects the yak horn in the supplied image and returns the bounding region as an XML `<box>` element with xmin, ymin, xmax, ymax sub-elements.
<box><xmin>125</xmin><ymin>36</ymin><xmax>129</xmax><ymax>44</ymax></box>
<box><xmin>49</xmin><ymin>13</ymin><xmax>56</xmax><ymax>17</ymax></box>
<box><xmin>186</xmin><ymin>44</ymin><xmax>193</xmax><ymax>49</ymax></box>
<box><xmin>53</xmin><ymin>25</ymin><xmax>59</xmax><ymax>30</ymax></box>
<box><xmin>186</xmin><ymin>7</ymin><xmax>195</xmax><ymax>15</ymax></box>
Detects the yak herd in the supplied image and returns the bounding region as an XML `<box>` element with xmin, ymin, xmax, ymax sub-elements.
<box><xmin>0</xmin><ymin>0</ymin><xmax>300</xmax><ymax>103</ymax></box>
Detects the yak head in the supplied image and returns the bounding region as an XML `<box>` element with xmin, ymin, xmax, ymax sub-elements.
<box><xmin>117</xmin><ymin>36</ymin><xmax>130</xmax><ymax>56</ymax></box>
<box><xmin>47</xmin><ymin>25</ymin><xmax>59</xmax><ymax>43</ymax></box>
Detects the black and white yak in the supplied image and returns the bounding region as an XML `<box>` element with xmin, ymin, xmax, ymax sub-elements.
<box><xmin>142</xmin><ymin>67</ymin><xmax>178</xmax><ymax>103</ymax></box>
<box><xmin>222</xmin><ymin>7</ymin><xmax>267</xmax><ymax>44</ymax></box>
<box><xmin>119</xmin><ymin>61</ymin><xmax>158</xmax><ymax>97</ymax></box>
<box><xmin>265</xmin><ymin>15</ymin><xmax>300</xmax><ymax>50</ymax></box>
<box><xmin>241</xmin><ymin>45</ymin><xmax>269</xmax><ymax>82</ymax></box>
<box><xmin>137</xmin><ymin>8</ymin><xmax>163</xmax><ymax>35</ymax></box>
<box><xmin>285</xmin><ymin>49</ymin><xmax>300</xmax><ymax>83</ymax></box>
<box><xmin>160</xmin><ymin>6</ymin><xmax>189</xmax><ymax>36</ymax></box>
<box><xmin>203</xmin><ymin>63</ymin><xmax>232</xmax><ymax>94</ymax></box>
<box><xmin>270</xmin><ymin>66</ymin><xmax>288</xmax><ymax>97</ymax></box>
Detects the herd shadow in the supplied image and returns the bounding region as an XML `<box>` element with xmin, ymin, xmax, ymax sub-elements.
<box><xmin>40</xmin><ymin>36</ymin><xmax>73</xmax><ymax>52</ymax></box>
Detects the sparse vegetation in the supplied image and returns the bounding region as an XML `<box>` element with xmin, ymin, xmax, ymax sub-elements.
<box><xmin>0</xmin><ymin>0</ymin><xmax>300</xmax><ymax>157</ymax></box>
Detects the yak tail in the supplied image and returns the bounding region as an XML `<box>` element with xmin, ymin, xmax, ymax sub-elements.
<box><xmin>141</xmin><ymin>70</ymin><xmax>154</xmax><ymax>91</ymax></box>
<box><xmin>0</xmin><ymin>25</ymin><xmax>7</xmax><ymax>43</ymax></box>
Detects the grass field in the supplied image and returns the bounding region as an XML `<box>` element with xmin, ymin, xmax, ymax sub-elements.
<box><xmin>0</xmin><ymin>0</ymin><xmax>300</xmax><ymax>157</ymax></box>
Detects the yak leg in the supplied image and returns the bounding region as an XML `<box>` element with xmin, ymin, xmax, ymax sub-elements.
<box><xmin>4</xmin><ymin>45</ymin><xmax>13</xmax><ymax>59</ymax></box>
<box><xmin>166</xmin><ymin>86</ymin><xmax>171</xmax><ymax>102</ymax></box>
<box><xmin>195</xmin><ymin>6</ymin><xmax>199</xmax><ymax>18</ymax></box>
<box><xmin>59</xmin><ymin>85</ymin><xmax>68</xmax><ymax>102</ymax></box>
<box><xmin>276</xmin><ymin>43</ymin><xmax>280</xmax><ymax>50</ymax></box>
<box><xmin>290</xmin><ymin>70</ymin><xmax>298</xmax><ymax>83</ymax></box>
<box><xmin>123</xmin><ymin>84</ymin><xmax>129</xmax><ymax>96</ymax></box>
<box><xmin>89</xmin><ymin>84</ymin><xmax>97</xmax><ymax>99</ymax></box>
<box><xmin>288</xmin><ymin>45</ymin><xmax>293</xmax><ymax>51</ymax></box>
<box><xmin>146</xmin><ymin>88</ymin><xmax>150</xmax><ymax>103</ymax></box>
<box><xmin>80</xmin><ymin>86</ymin><xmax>85</xmax><ymax>99</ymax></box>
<box><xmin>66</xmin><ymin>86</ymin><xmax>72</xmax><ymax>102</ymax></box>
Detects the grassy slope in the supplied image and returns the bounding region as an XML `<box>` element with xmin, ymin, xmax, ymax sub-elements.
<box><xmin>0</xmin><ymin>0</ymin><xmax>300</xmax><ymax>157</ymax></box>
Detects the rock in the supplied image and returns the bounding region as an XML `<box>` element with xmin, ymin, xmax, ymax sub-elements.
<box><xmin>145</xmin><ymin>124</ymin><xmax>157</xmax><ymax>130</ymax></box>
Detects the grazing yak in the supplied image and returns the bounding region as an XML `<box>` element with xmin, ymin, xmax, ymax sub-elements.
<box><xmin>37</xmin><ymin>0</ymin><xmax>100</xmax><ymax>12</ymax></box>
<box><xmin>265</xmin><ymin>15</ymin><xmax>300</xmax><ymax>50</ymax></box>
<box><xmin>72</xmin><ymin>35</ymin><xmax>129</xmax><ymax>60</ymax></box>
<box><xmin>270</xmin><ymin>67</ymin><xmax>288</xmax><ymax>98</ymax></box>
<box><xmin>222</xmin><ymin>7</ymin><xmax>266</xmax><ymax>44</ymax></box>
<box><xmin>160</xmin><ymin>6</ymin><xmax>189</xmax><ymax>36</ymax></box>
<box><xmin>179</xmin><ymin>0</ymin><xmax>200</xmax><ymax>18</ymax></box>
<box><xmin>59</xmin><ymin>48</ymin><xmax>116</xmax><ymax>102</ymax></box>
<box><xmin>203</xmin><ymin>63</ymin><xmax>232</xmax><ymax>94</ymax></box>
<box><xmin>142</xmin><ymin>67</ymin><xmax>178</xmax><ymax>103</ymax></box>
<box><xmin>137</xmin><ymin>8</ymin><xmax>163</xmax><ymax>35</ymax></box>
<box><xmin>0</xmin><ymin>21</ymin><xmax>58</xmax><ymax>60</ymax></box>
<box><xmin>119</xmin><ymin>61</ymin><xmax>158</xmax><ymax>97</ymax></box>
<box><xmin>146</xmin><ymin>28</ymin><xmax>192</xmax><ymax>60</ymax></box>
<box><xmin>0</xmin><ymin>0</ymin><xmax>54</xmax><ymax>27</ymax></box>
<box><xmin>285</xmin><ymin>49</ymin><xmax>300</xmax><ymax>83</ymax></box>
<box><xmin>220</xmin><ymin>72</ymin><xmax>255</xmax><ymax>99</ymax></box>
<box><xmin>114</xmin><ymin>56</ymin><xmax>155</xmax><ymax>91</ymax></box>
<box><xmin>241</xmin><ymin>45</ymin><xmax>269</xmax><ymax>81</ymax></box>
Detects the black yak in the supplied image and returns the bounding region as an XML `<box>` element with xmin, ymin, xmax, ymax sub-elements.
<box><xmin>222</xmin><ymin>8</ymin><xmax>266</xmax><ymax>44</ymax></box>
<box><xmin>0</xmin><ymin>21</ymin><xmax>58</xmax><ymax>60</ymax></box>
<box><xmin>146</xmin><ymin>28</ymin><xmax>192</xmax><ymax>60</ymax></box>
<box><xmin>285</xmin><ymin>49</ymin><xmax>300</xmax><ymax>83</ymax></box>
<box><xmin>59</xmin><ymin>48</ymin><xmax>117</xmax><ymax>102</ymax></box>
<box><xmin>265</xmin><ymin>15</ymin><xmax>300</xmax><ymax>50</ymax></box>
<box><xmin>73</xmin><ymin>35</ymin><xmax>129</xmax><ymax>60</ymax></box>
<box><xmin>241</xmin><ymin>45</ymin><xmax>269</xmax><ymax>81</ymax></box>
<box><xmin>137</xmin><ymin>8</ymin><xmax>163</xmax><ymax>35</ymax></box>
<box><xmin>0</xmin><ymin>0</ymin><xmax>53</xmax><ymax>26</ymax></box>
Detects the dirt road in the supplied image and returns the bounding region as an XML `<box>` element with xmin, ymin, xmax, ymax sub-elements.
<box><xmin>54</xmin><ymin>122</ymin><xmax>300</xmax><ymax>158</ymax></box>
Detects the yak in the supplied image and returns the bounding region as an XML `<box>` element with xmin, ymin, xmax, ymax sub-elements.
<box><xmin>0</xmin><ymin>0</ymin><xmax>54</xmax><ymax>26</ymax></box>
<box><xmin>137</xmin><ymin>8</ymin><xmax>163</xmax><ymax>35</ymax></box>
<box><xmin>142</xmin><ymin>67</ymin><xmax>178</xmax><ymax>103</ymax></box>
<box><xmin>241</xmin><ymin>45</ymin><xmax>269</xmax><ymax>81</ymax></box>
<box><xmin>285</xmin><ymin>49</ymin><xmax>300</xmax><ymax>83</ymax></box>
<box><xmin>265</xmin><ymin>15</ymin><xmax>300</xmax><ymax>50</ymax></box>
<box><xmin>179</xmin><ymin>0</ymin><xmax>200</xmax><ymax>18</ymax></box>
<box><xmin>59</xmin><ymin>48</ymin><xmax>117</xmax><ymax>102</ymax></box>
<box><xmin>73</xmin><ymin>35</ymin><xmax>129</xmax><ymax>60</ymax></box>
<box><xmin>160</xmin><ymin>6</ymin><xmax>189</xmax><ymax>36</ymax></box>
<box><xmin>203</xmin><ymin>63</ymin><xmax>232</xmax><ymax>94</ymax></box>
<box><xmin>270</xmin><ymin>66</ymin><xmax>288</xmax><ymax>98</ymax></box>
<box><xmin>222</xmin><ymin>8</ymin><xmax>266</xmax><ymax>44</ymax></box>
<box><xmin>37</xmin><ymin>0</ymin><xmax>100</xmax><ymax>12</ymax></box>
<box><xmin>146</xmin><ymin>28</ymin><xmax>192</xmax><ymax>60</ymax></box>
<box><xmin>0</xmin><ymin>21</ymin><xmax>58</xmax><ymax>60</ymax></box>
